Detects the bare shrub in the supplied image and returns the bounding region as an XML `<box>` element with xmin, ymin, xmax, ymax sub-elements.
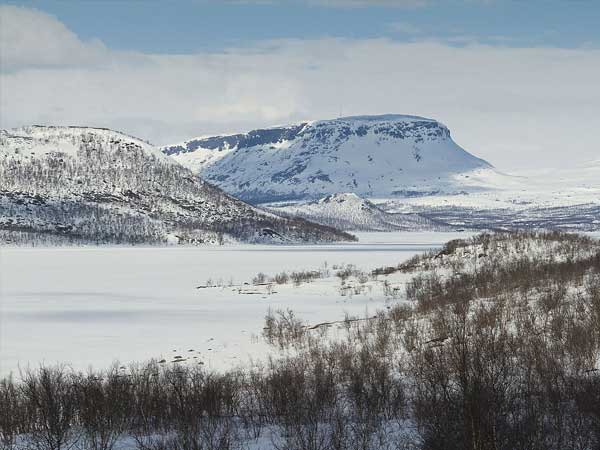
<box><xmin>21</xmin><ymin>366</ymin><xmax>80</xmax><ymax>450</ymax></box>
<box><xmin>252</xmin><ymin>272</ymin><xmax>268</xmax><ymax>285</ymax></box>
<box><xmin>131</xmin><ymin>364</ymin><xmax>240</xmax><ymax>450</ymax></box>
<box><xmin>290</xmin><ymin>270</ymin><xmax>322</xmax><ymax>286</ymax></box>
<box><xmin>263</xmin><ymin>309</ymin><xmax>306</xmax><ymax>349</ymax></box>
<box><xmin>76</xmin><ymin>366</ymin><xmax>132</xmax><ymax>450</ymax></box>
<box><xmin>336</xmin><ymin>265</ymin><xmax>367</xmax><ymax>283</ymax></box>
<box><xmin>0</xmin><ymin>376</ymin><xmax>23</xmax><ymax>450</ymax></box>
<box><xmin>273</xmin><ymin>272</ymin><xmax>290</xmax><ymax>285</ymax></box>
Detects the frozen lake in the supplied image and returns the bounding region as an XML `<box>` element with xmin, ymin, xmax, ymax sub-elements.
<box><xmin>0</xmin><ymin>232</ymin><xmax>469</xmax><ymax>376</ymax></box>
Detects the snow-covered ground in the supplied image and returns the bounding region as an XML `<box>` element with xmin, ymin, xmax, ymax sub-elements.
<box><xmin>379</xmin><ymin>161</ymin><xmax>600</xmax><ymax>212</ymax></box>
<box><xmin>0</xmin><ymin>232</ymin><xmax>471</xmax><ymax>377</ymax></box>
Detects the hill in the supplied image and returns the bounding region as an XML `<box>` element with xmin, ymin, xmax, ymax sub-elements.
<box><xmin>0</xmin><ymin>126</ymin><xmax>354</xmax><ymax>245</ymax></box>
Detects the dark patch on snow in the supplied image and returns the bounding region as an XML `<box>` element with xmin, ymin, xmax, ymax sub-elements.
<box><xmin>307</xmin><ymin>172</ymin><xmax>333</xmax><ymax>184</ymax></box>
<box><xmin>271</xmin><ymin>163</ymin><xmax>308</xmax><ymax>183</ymax></box>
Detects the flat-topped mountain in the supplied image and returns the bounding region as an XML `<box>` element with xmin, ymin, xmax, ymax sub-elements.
<box><xmin>163</xmin><ymin>114</ymin><xmax>497</xmax><ymax>203</ymax></box>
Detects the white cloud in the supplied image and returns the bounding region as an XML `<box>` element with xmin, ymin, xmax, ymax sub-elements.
<box><xmin>1</xmin><ymin>6</ymin><xmax>599</xmax><ymax>171</ymax></box>
<box><xmin>0</xmin><ymin>5</ymin><xmax>110</xmax><ymax>72</ymax></box>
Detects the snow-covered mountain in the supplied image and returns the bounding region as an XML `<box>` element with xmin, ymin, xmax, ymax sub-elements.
<box><xmin>0</xmin><ymin>126</ymin><xmax>354</xmax><ymax>245</ymax></box>
<box><xmin>163</xmin><ymin>114</ymin><xmax>600</xmax><ymax>232</ymax></box>
<box><xmin>162</xmin><ymin>114</ymin><xmax>498</xmax><ymax>203</ymax></box>
<box><xmin>271</xmin><ymin>193</ymin><xmax>449</xmax><ymax>232</ymax></box>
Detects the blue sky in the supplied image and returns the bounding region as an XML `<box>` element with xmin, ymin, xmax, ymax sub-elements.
<box><xmin>1</xmin><ymin>1</ymin><xmax>599</xmax><ymax>170</ymax></box>
<box><xmin>7</xmin><ymin>0</ymin><xmax>600</xmax><ymax>53</ymax></box>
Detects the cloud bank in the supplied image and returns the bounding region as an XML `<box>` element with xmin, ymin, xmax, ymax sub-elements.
<box><xmin>1</xmin><ymin>4</ymin><xmax>599</xmax><ymax>170</ymax></box>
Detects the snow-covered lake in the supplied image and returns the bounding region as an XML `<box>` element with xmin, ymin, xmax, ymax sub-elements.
<box><xmin>0</xmin><ymin>232</ymin><xmax>469</xmax><ymax>377</ymax></box>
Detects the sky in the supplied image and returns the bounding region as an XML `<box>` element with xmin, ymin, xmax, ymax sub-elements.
<box><xmin>1</xmin><ymin>0</ymin><xmax>599</xmax><ymax>171</ymax></box>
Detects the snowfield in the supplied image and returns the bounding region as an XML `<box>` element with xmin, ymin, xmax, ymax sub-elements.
<box><xmin>0</xmin><ymin>232</ymin><xmax>470</xmax><ymax>377</ymax></box>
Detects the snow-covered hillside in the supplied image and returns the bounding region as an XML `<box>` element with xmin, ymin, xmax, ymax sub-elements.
<box><xmin>0</xmin><ymin>126</ymin><xmax>354</xmax><ymax>245</ymax></box>
<box><xmin>270</xmin><ymin>193</ymin><xmax>449</xmax><ymax>231</ymax></box>
<box><xmin>162</xmin><ymin>115</ymin><xmax>499</xmax><ymax>203</ymax></box>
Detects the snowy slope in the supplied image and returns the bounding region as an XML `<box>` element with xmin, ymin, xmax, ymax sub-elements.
<box><xmin>162</xmin><ymin>115</ymin><xmax>499</xmax><ymax>203</ymax></box>
<box><xmin>0</xmin><ymin>126</ymin><xmax>354</xmax><ymax>245</ymax></box>
<box><xmin>270</xmin><ymin>193</ymin><xmax>450</xmax><ymax>231</ymax></box>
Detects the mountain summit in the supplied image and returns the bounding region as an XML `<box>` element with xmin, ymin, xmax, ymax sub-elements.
<box><xmin>162</xmin><ymin>114</ymin><xmax>496</xmax><ymax>203</ymax></box>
